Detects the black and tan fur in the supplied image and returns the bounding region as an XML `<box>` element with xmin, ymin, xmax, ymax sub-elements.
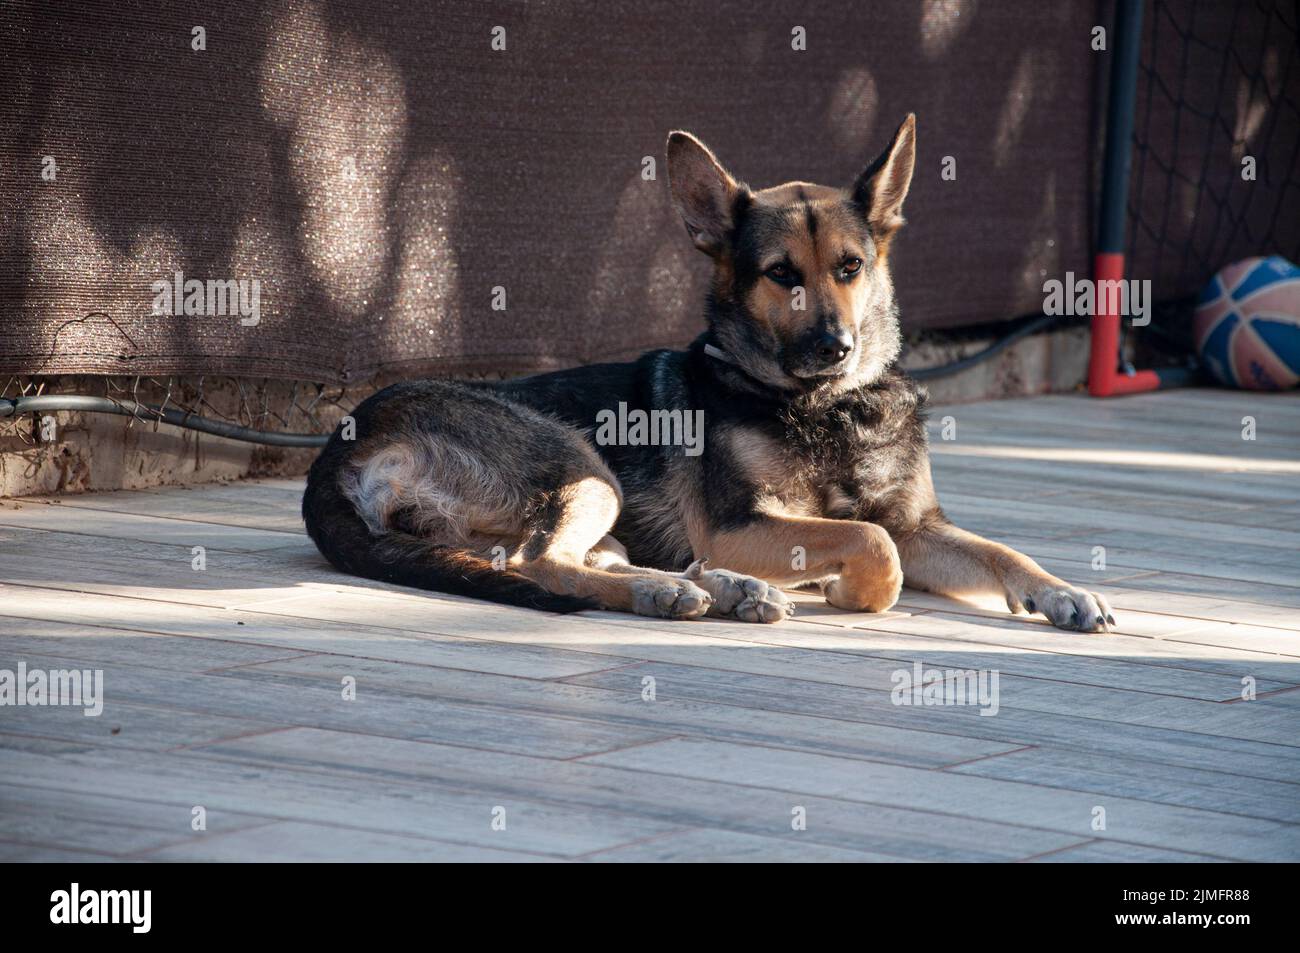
<box><xmin>304</xmin><ymin>115</ymin><xmax>1115</xmax><ymax>631</ymax></box>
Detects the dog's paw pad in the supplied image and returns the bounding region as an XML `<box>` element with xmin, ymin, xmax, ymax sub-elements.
<box><xmin>733</xmin><ymin>586</ymin><xmax>794</xmax><ymax>624</ymax></box>
<box><xmin>632</xmin><ymin>578</ymin><xmax>712</xmax><ymax>620</ymax></box>
<box><xmin>685</xmin><ymin>564</ymin><xmax>792</xmax><ymax>623</ymax></box>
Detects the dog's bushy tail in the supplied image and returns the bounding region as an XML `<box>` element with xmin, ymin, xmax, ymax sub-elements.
<box><xmin>302</xmin><ymin>452</ymin><xmax>596</xmax><ymax>614</ymax></box>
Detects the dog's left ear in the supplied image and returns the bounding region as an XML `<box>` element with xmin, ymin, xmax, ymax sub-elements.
<box><xmin>852</xmin><ymin>114</ymin><xmax>916</xmax><ymax>235</ymax></box>
<box><xmin>666</xmin><ymin>131</ymin><xmax>741</xmax><ymax>256</ymax></box>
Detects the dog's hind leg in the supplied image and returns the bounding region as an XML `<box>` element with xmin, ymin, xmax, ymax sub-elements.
<box><xmin>513</xmin><ymin>477</ymin><xmax>713</xmax><ymax>620</ymax></box>
<box><xmin>320</xmin><ymin>382</ymin><xmax>711</xmax><ymax>618</ymax></box>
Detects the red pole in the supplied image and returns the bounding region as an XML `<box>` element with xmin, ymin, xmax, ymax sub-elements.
<box><xmin>1088</xmin><ymin>253</ymin><xmax>1124</xmax><ymax>396</ymax></box>
<box><xmin>1087</xmin><ymin>1</ymin><xmax>1162</xmax><ymax>397</ymax></box>
<box><xmin>1087</xmin><ymin>252</ymin><xmax>1160</xmax><ymax>396</ymax></box>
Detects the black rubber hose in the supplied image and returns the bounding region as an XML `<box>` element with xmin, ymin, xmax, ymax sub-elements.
<box><xmin>905</xmin><ymin>314</ymin><xmax>1061</xmax><ymax>381</ymax></box>
<box><xmin>0</xmin><ymin>395</ymin><xmax>329</xmax><ymax>447</ymax></box>
<box><xmin>5</xmin><ymin>316</ymin><xmax>1065</xmax><ymax>443</ymax></box>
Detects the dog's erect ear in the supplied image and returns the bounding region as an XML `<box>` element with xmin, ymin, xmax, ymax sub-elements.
<box><xmin>852</xmin><ymin>114</ymin><xmax>916</xmax><ymax>235</ymax></box>
<box><xmin>666</xmin><ymin>131</ymin><xmax>741</xmax><ymax>255</ymax></box>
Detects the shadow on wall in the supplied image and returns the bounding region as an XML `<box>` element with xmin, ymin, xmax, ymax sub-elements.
<box><xmin>1</xmin><ymin>0</ymin><xmax>1292</xmax><ymax>383</ymax></box>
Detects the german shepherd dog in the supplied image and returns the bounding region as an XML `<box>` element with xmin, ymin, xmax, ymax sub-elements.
<box><xmin>304</xmin><ymin>115</ymin><xmax>1116</xmax><ymax>632</ymax></box>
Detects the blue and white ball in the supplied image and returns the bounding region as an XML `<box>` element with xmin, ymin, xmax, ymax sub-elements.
<box><xmin>1194</xmin><ymin>255</ymin><xmax>1300</xmax><ymax>390</ymax></box>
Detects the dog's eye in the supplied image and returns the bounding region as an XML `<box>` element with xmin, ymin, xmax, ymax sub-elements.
<box><xmin>840</xmin><ymin>258</ymin><xmax>863</xmax><ymax>277</ymax></box>
<box><xmin>765</xmin><ymin>264</ymin><xmax>793</xmax><ymax>284</ymax></box>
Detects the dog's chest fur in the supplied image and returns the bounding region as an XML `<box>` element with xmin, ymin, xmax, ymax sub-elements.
<box><xmin>613</xmin><ymin>362</ymin><xmax>933</xmax><ymax>569</ymax></box>
<box><xmin>720</xmin><ymin>370</ymin><xmax>931</xmax><ymax>528</ymax></box>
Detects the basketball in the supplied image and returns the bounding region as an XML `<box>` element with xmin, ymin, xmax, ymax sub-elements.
<box><xmin>1194</xmin><ymin>255</ymin><xmax>1300</xmax><ymax>390</ymax></box>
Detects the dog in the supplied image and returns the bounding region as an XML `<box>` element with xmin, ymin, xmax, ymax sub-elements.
<box><xmin>303</xmin><ymin>115</ymin><xmax>1115</xmax><ymax>632</ymax></box>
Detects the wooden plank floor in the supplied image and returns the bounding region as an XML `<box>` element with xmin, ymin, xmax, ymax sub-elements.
<box><xmin>1</xmin><ymin>388</ymin><xmax>1298</xmax><ymax>862</ymax></box>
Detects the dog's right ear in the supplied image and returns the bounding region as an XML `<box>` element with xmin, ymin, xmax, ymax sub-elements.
<box><xmin>666</xmin><ymin>131</ymin><xmax>741</xmax><ymax>256</ymax></box>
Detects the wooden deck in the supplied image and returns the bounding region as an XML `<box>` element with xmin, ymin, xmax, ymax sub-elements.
<box><xmin>1</xmin><ymin>388</ymin><xmax>1298</xmax><ymax>862</ymax></box>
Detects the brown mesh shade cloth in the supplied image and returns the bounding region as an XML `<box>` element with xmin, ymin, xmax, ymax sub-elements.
<box><xmin>2</xmin><ymin>1</ymin><xmax>1295</xmax><ymax>382</ymax></box>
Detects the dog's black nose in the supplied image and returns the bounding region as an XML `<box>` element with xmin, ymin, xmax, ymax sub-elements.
<box><xmin>814</xmin><ymin>329</ymin><xmax>854</xmax><ymax>365</ymax></box>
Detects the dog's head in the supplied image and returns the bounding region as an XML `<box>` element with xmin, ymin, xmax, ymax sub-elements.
<box><xmin>666</xmin><ymin>115</ymin><xmax>916</xmax><ymax>394</ymax></box>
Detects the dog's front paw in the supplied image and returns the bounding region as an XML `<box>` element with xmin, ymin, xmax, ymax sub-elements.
<box><xmin>823</xmin><ymin>535</ymin><xmax>903</xmax><ymax>613</ymax></box>
<box><xmin>684</xmin><ymin>560</ymin><xmax>793</xmax><ymax>623</ymax></box>
<box><xmin>816</xmin><ymin>525</ymin><xmax>899</xmax><ymax>613</ymax></box>
<box><xmin>1011</xmin><ymin>582</ymin><xmax>1115</xmax><ymax>633</ymax></box>
<box><xmin>824</xmin><ymin>574</ymin><xmax>902</xmax><ymax>613</ymax></box>
<box><xmin>631</xmin><ymin>576</ymin><xmax>713</xmax><ymax>620</ymax></box>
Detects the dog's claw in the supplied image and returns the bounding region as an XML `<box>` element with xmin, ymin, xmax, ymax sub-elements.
<box><xmin>684</xmin><ymin>558</ymin><xmax>709</xmax><ymax>579</ymax></box>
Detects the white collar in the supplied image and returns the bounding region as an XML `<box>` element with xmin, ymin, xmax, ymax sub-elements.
<box><xmin>702</xmin><ymin>342</ymin><xmax>735</xmax><ymax>366</ymax></box>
